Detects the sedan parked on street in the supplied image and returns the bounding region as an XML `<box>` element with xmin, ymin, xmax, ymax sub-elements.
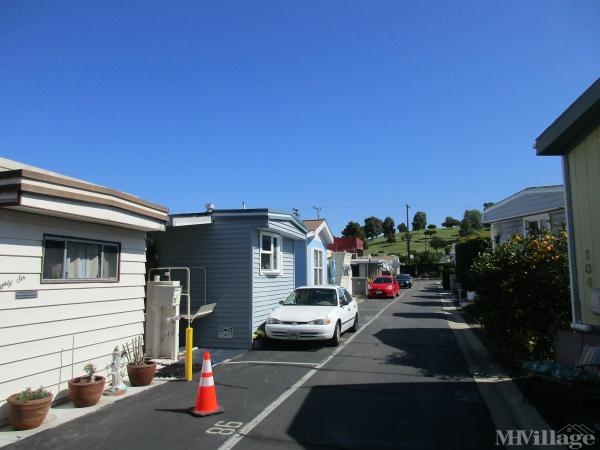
<box><xmin>368</xmin><ymin>276</ymin><xmax>399</xmax><ymax>299</ymax></box>
<box><xmin>396</xmin><ymin>273</ymin><xmax>413</xmax><ymax>289</ymax></box>
<box><xmin>266</xmin><ymin>286</ymin><xmax>359</xmax><ymax>346</ymax></box>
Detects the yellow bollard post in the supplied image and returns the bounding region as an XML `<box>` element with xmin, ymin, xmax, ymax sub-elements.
<box><xmin>185</xmin><ymin>326</ymin><xmax>193</xmax><ymax>381</ymax></box>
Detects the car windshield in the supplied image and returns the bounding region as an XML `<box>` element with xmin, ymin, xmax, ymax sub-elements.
<box><xmin>282</xmin><ymin>289</ymin><xmax>338</xmax><ymax>306</ymax></box>
<box><xmin>397</xmin><ymin>274</ymin><xmax>411</xmax><ymax>280</ymax></box>
<box><xmin>372</xmin><ymin>277</ymin><xmax>392</xmax><ymax>284</ymax></box>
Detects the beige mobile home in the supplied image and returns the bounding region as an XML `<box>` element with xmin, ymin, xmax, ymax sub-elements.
<box><xmin>0</xmin><ymin>158</ymin><xmax>167</xmax><ymax>423</ymax></box>
<box><xmin>535</xmin><ymin>77</ymin><xmax>600</xmax><ymax>333</ymax></box>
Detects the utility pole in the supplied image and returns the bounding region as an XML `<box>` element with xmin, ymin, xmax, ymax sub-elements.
<box><xmin>405</xmin><ymin>204</ymin><xmax>411</xmax><ymax>258</ymax></box>
<box><xmin>312</xmin><ymin>205</ymin><xmax>321</xmax><ymax>219</ymax></box>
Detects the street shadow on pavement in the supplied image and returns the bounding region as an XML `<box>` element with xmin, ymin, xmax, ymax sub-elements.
<box><xmin>258</xmin><ymin>339</ymin><xmax>329</xmax><ymax>352</ymax></box>
<box><xmin>285</xmin><ymin>381</ymin><xmax>498</xmax><ymax>450</ymax></box>
<box><xmin>410</xmin><ymin>294</ymin><xmax>444</xmax><ymax>300</ymax></box>
<box><xmin>392</xmin><ymin>312</ymin><xmax>462</xmax><ymax>323</ymax></box>
<box><xmin>403</xmin><ymin>301</ymin><xmax>443</xmax><ymax>308</ymax></box>
<box><xmin>374</xmin><ymin>328</ymin><xmax>469</xmax><ymax>379</ymax></box>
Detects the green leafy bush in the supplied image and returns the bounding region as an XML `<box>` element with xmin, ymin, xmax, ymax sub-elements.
<box><xmin>455</xmin><ymin>235</ymin><xmax>491</xmax><ymax>291</ymax></box>
<box><xmin>470</xmin><ymin>231</ymin><xmax>571</xmax><ymax>368</ymax></box>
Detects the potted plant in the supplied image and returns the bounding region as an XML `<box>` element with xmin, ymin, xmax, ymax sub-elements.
<box><xmin>7</xmin><ymin>387</ymin><xmax>53</xmax><ymax>430</ymax></box>
<box><xmin>68</xmin><ymin>363</ymin><xmax>105</xmax><ymax>407</ymax></box>
<box><xmin>124</xmin><ymin>337</ymin><xmax>156</xmax><ymax>386</ymax></box>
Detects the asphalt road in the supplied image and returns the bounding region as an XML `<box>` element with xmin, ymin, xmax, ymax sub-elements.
<box><xmin>7</xmin><ymin>280</ymin><xmax>498</xmax><ymax>450</ymax></box>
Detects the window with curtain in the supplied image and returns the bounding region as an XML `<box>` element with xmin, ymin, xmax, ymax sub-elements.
<box><xmin>259</xmin><ymin>232</ymin><xmax>281</xmax><ymax>275</ymax></box>
<box><xmin>42</xmin><ymin>236</ymin><xmax>120</xmax><ymax>281</ymax></box>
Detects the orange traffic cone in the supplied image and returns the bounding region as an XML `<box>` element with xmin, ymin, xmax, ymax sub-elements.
<box><xmin>190</xmin><ymin>351</ymin><xmax>224</xmax><ymax>417</ymax></box>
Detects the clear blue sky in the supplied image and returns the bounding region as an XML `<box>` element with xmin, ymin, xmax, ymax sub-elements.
<box><xmin>1</xmin><ymin>1</ymin><xmax>599</xmax><ymax>234</ymax></box>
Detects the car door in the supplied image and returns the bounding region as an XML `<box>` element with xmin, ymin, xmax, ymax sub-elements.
<box><xmin>343</xmin><ymin>289</ymin><xmax>358</xmax><ymax>323</ymax></box>
<box><xmin>337</xmin><ymin>288</ymin><xmax>354</xmax><ymax>331</ymax></box>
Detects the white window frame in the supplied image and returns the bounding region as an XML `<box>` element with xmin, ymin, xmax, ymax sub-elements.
<box><xmin>523</xmin><ymin>213</ymin><xmax>551</xmax><ymax>236</ymax></box>
<box><xmin>313</xmin><ymin>248</ymin><xmax>324</xmax><ymax>285</ymax></box>
<box><xmin>41</xmin><ymin>235</ymin><xmax>121</xmax><ymax>283</ymax></box>
<box><xmin>259</xmin><ymin>232</ymin><xmax>282</xmax><ymax>276</ymax></box>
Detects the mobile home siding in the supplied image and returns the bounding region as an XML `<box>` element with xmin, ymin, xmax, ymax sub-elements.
<box><xmin>567</xmin><ymin>126</ymin><xmax>600</xmax><ymax>326</ymax></box>
<box><xmin>550</xmin><ymin>210</ymin><xmax>566</xmax><ymax>234</ymax></box>
<box><xmin>294</xmin><ymin>240</ymin><xmax>307</xmax><ymax>287</ymax></box>
<box><xmin>268</xmin><ymin>218</ymin><xmax>306</xmax><ymax>240</ymax></box>
<box><xmin>252</xmin><ymin>235</ymin><xmax>295</xmax><ymax>332</ymax></box>
<box><xmin>495</xmin><ymin>218</ymin><xmax>524</xmax><ymax>244</ymax></box>
<box><xmin>306</xmin><ymin>238</ymin><xmax>328</xmax><ymax>285</ymax></box>
<box><xmin>151</xmin><ymin>216</ymin><xmax>262</xmax><ymax>350</ymax></box>
<box><xmin>0</xmin><ymin>209</ymin><xmax>146</xmax><ymax>420</ymax></box>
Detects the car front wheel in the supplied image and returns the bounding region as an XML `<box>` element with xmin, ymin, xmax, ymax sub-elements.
<box><xmin>330</xmin><ymin>322</ymin><xmax>341</xmax><ymax>346</ymax></box>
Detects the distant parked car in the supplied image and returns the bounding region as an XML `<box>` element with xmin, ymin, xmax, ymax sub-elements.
<box><xmin>396</xmin><ymin>273</ymin><xmax>412</xmax><ymax>289</ymax></box>
<box><xmin>265</xmin><ymin>286</ymin><xmax>359</xmax><ymax>346</ymax></box>
<box><xmin>368</xmin><ymin>276</ymin><xmax>399</xmax><ymax>299</ymax></box>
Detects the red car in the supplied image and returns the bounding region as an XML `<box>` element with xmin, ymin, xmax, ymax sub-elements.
<box><xmin>368</xmin><ymin>276</ymin><xmax>400</xmax><ymax>299</ymax></box>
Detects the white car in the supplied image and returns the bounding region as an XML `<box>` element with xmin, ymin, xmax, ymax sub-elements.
<box><xmin>265</xmin><ymin>286</ymin><xmax>359</xmax><ymax>346</ymax></box>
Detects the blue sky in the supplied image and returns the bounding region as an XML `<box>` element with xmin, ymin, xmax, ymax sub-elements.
<box><xmin>1</xmin><ymin>1</ymin><xmax>599</xmax><ymax>234</ymax></box>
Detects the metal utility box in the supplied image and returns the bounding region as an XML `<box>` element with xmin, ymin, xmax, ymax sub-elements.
<box><xmin>146</xmin><ymin>280</ymin><xmax>181</xmax><ymax>360</ymax></box>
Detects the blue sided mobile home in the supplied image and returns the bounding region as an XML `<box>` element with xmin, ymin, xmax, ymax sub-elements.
<box><xmin>149</xmin><ymin>208</ymin><xmax>308</xmax><ymax>350</ymax></box>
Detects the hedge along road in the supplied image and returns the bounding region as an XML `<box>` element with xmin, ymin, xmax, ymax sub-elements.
<box><xmin>5</xmin><ymin>281</ymin><xmax>498</xmax><ymax>450</ymax></box>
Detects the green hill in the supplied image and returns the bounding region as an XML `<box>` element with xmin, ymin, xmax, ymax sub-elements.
<box><xmin>364</xmin><ymin>227</ymin><xmax>490</xmax><ymax>257</ymax></box>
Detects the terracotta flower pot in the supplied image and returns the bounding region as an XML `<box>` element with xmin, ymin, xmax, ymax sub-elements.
<box><xmin>68</xmin><ymin>375</ymin><xmax>106</xmax><ymax>407</ymax></box>
<box><xmin>7</xmin><ymin>393</ymin><xmax>53</xmax><ymax>431</ymax></box>
<box><xmin>127</xmin><ymin>362</ymin><xmax>156</xmax><ymax>386</ymax></box>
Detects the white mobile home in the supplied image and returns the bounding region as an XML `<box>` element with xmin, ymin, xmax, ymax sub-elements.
<box><xmin>0</xmin><ymin>158</ymin><xmax>167</xmax><ymax>423</ymax></box>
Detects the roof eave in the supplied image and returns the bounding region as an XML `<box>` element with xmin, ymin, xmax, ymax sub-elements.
<box><xmin>535</xmin><ymin>78</ymin><xmax>600</xmax><ymax>156</ymax></box>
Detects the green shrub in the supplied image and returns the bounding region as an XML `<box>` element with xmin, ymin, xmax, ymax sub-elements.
<box><xmin>441</xmin><ymin>265</ymin><xmax>455</xmax><ymax>290</ymax></box>
<box><xmin>455</xmin><ymin>235</ymin><xmax>491</xmax><ymax>290</ymax></box>
<box><xmin>470</xmin><ymin>231</ymin><xmax>570</xmax><ymax>368</ymax></box>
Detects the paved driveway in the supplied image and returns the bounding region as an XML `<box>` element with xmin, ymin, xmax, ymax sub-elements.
<box><xmin>6</xmin><ymin>281</ymin><xmax>498</xmax><ymax>450</ymax></box>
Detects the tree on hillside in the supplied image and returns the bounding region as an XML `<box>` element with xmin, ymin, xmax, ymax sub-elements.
<box><xmin>412</xmin><ymin>211</ymin><xmax>427</xmax><ymax>231</ymax></box>
<box><xmin>459</xmin><ymin>219</ymin><xmax>473</xmax><ymax>236</ymax></box>
<box><xmin>424</xmin><ymin>229</ymin><xmax>437</xmax><ymax>237</ymax></box>
<box><xmin>382</xmin><ymin>216</ymin><xmax>396</xmax><ymax>239</ymax></box>
<box><xmin>430</xmin><ymin>235</ymin><xmax>446</xmax><ymax>252</ymax></box>
<box><xmin>341</xmin><ymin>221</ymin><xmax>365</xmax><ymax>240</ymax></box>
<box><xmin>363</xmin><ymin>217</ymin><xmax>383</xmax><ymax>240</ymax></box>
<box><xmin>397</xmin><ymin>223</ymin><xmax>408</xmax><ymax>233</ymax></box>
<box><xmin>442</xmin><ymin>216</ymin><xmax>461</xmax><ymax>228</ymax></box>
<box><xmin>427</xmin><ymin>224</ymin><xmax>437</xmax><ymax>230</ymax></box>
<box><xmin>382</xmin><ymin>217</ymin><xmax>396</xmax><ymax>243</ymax></box>
<box><xmin>459</xmin><ymin>210</ymin><xmax>482</xmax><ymax>236</ymax></box>
<box><xmin>464</xmin><ymin>209</ymin><xmax>483</xmax><ymax>229</ymax></box>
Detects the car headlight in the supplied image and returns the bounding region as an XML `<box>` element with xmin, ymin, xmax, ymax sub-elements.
<box><xmin>268</xmin><ymin>317</ymin><xmax>282</xmax><ymax>324</ymax></box>
<box><xmin>308</xmin><ymin>318</ymin><xmax>331</xmax><ymax>325</ymax></box>
<box><xmin>386</xmin><ymin>285</ymin><xmax>393</xmax><ymax>290</ymax></box>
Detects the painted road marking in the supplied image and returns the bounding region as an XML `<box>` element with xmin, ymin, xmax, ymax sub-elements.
<box><xmin>207</xmin><ymin>421</ymin><xmax>244</xmax><ymax>436</ymax></box>
<box><xmin>221</xmin><ymin>361</ymin><xmax>318</xmax><ymax>367</ymax></box>
<box><xmin>217</xmin><ymin>290</ymin><xmax>409</xmax><ymax>450</ymax></box>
